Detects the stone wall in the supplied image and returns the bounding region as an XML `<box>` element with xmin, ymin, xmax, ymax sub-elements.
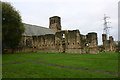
<box><xmin>102</xmin><ymin>34</ymin><xmax>116</xmax><ymax>52</ymax></box>
<box><xmin>87</xmin><ymin>32</ymin><xmax>99</xmax><ymax>54</ymax></box>
<box><xmin>17</xmin><ymin>30</ymin><xmax>100</xmax><ymax>54</ymax></box>
<box><xmin>80</xmin><ymin>32</ymin><xmax>99</xmax><ymax>54</ymax></box>
<box><xmin>17</xmin><ymin>31</ymin><xmax>116</xmax><ymax>54</ymax></box>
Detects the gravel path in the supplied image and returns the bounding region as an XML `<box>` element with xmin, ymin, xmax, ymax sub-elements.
<box><xmin>29</xmin><ymin>61</ymin><xmax>118</xmax><ymax>76</ymax></box>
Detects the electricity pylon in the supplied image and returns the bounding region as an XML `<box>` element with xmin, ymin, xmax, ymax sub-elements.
<box><xmin>103</xmin><ymin>14</ymin><xmax>111</xmax><ymax>38</ymax></box>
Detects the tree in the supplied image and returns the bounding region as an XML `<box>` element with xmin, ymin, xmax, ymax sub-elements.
<box><xmin>2</xmin><ymin>1</ymin><xmax>25</xmax><ymax>53</ymax></box>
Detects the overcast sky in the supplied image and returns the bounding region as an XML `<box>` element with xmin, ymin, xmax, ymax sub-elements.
<box><xmin>3</xmin><ymin>0</ymin><xmax>119</xmax><ymax>45</ymax></box>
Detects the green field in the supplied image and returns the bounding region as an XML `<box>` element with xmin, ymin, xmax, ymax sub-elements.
<box><xmin>2</xmin><ymin>52</ymin><xmax>119</xmax><ymax>78</ymax></box>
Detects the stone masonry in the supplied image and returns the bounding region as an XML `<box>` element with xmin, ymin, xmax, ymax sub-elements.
<box><xmin>102</xmin><ymin>34</ymin><xmax>116</xmax><ymax>52</ymax></box>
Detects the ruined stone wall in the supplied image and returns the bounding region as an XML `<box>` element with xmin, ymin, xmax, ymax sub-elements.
<box><xmin>55</xmin><ymin>31</ymin><xmax>66</xmax><ymax>53</ymax></box>
<box><xmin>80</xmin><ymin>32</ymin><xmax>99</xmax><ymax>54</ymax></box>
<box><xmin>102</xmin><ymin>34</ymin><xmax>108</xmax><ymax>52</ymax></box>
<box><xmin>109</xmin><ymin>36</ymin><xmax>116</xmax><ymax>52</ymax></box>
<box><xmin>87</xmin><ymin>33</ymin><xmax>98</xmax><ymax>47</ymax></box>
<box><xmin>80</xmin><ymin>34</ymin><xmax>87</xmax><ymax>53</ymax></box>
<box><xmin>15</xmin><ymin>36</ymin><xmax>34</xmax><ymax>53</ymax></box>
<box><xmin>66</xmin><ymin>30</ymin><xmax>82</xmax><ymax>53</ymax></box>
<box><xmin>17</xmin><ymin>30</ymin><xmax>100</xmax><ymax>54</ymax></box>
<box><xmin>34</xmin><ymin>34</ymin><xmax>59</xmax><ymax>53</ymax></box>
<box><xmin>102</xmin><ymin>34</ymin><xmax>116</xmax><ymax>52</ymax></box>
<box><xmin>87</xmin><ymin>33</ymin><xmax>98</xmax><ymax>54</ymax></box>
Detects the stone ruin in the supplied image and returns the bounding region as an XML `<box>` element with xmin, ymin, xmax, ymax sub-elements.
<box><xmin>101</xmin><ymin>34</ymin><xmax>116</xmax><ymax>52</ymax></box>
<box><xmin>14</xmin><ymin>16</ymin><xmax>117</xmax><ymax>54</ymax></box>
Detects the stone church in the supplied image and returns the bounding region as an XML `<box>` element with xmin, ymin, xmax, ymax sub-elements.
<box><xmin>16</xmin><ymin>16</ymin><xmax>116</xmax><ymax>54</ymax></box>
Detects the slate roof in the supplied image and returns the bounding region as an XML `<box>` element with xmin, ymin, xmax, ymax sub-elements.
<box><xmin>22</xmin><ymin>23</ymin><xmax>55</xmax><ymax>36</ymax></box>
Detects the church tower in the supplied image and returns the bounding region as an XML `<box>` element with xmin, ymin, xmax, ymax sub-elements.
<box><xmin>49</xmin><ymin>16</ymin><xmax>61</xmax><ymax>32</ymax></box>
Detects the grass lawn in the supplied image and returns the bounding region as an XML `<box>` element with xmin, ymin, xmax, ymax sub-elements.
<box><xmin>2</xmin><ymin>52</ymin><xmax>119</xmax><ymax>78</ymax></box>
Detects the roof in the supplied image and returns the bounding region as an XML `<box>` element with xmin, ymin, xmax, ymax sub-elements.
<box><xmin>22</xmin><ymin>23</ymin><xmax>55</xmax><ymax>36</ymax></box>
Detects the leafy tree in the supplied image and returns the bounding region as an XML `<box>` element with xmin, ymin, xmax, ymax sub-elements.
<box><xmin>2</xmin><ymin>1</ymin><xmax>25</xmax><ymax>53</ymax></box>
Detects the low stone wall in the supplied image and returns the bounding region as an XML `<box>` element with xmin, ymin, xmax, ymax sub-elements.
<box><xmin>66</xmin><ymin>48</ymin><xmax>82</xmax><ymax>54</ymax></box>
<box><xmin>36</xmin><ymin>48</ymin><xmax>63</xmax><ymax>53</ymax></box>
<box><xmin>15</xmin><ymin>48</ymin><xmax>34</xmax><ymax>53</ymax></box>
<box><xmin>15</xmin><ymin>47</ymin><xmax>99</xmax><ymax>54</ymax></box>
<box><xmin>15</xmin><ymin>48</ymin><xmax>64</xmax><ymax>53</ymax></box>
<box><xmin>89</xmin><ymin>47</ymin><xmax>99</xmax><ymax>54</ymax></box>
